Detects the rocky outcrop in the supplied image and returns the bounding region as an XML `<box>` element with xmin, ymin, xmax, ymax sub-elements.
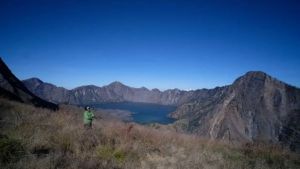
<box><xmin>171</xmin><ymin>71</ymin><xmax>300</xmax><ymax>152</ymax></box>
<box><xmin>0</xmin><ymin>58</ymin><xmax>58</xmax><ymax>110</ymax></box>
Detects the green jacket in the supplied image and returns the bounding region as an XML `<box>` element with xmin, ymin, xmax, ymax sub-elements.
<box><xmin>83</xmin><ymin>111</ymin><xmax>95</xmax><ymax>124</ymax></box>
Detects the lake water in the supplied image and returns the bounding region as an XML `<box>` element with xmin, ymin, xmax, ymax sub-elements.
<box><xmin>93</xmin><ymin>102</ymin><xmax>177</xmax><ymax>124</ymax></box>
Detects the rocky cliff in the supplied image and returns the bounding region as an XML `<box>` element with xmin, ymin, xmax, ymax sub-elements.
<box><xmin>171</xmin><ymin>71</ymin><xmax>300</xmax><ymax>152</ymax></box>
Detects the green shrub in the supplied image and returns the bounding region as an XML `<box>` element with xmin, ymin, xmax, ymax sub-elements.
<box><xmin>113</xmin><ymin>149</ymin><xmax>126</xmax><ymax>164</ymax></box>
<box><xmin>96</xmin><ymin>145</ymin><xmax>115</xmax><ymax>160</ymax></box>
<box><xmin>96</xmin><ymin>145</ymin><xmax>126</xmax><ymax>164</ymax></box>
<box><xmin>50</xmin><ymin>133</ymin><xmax>73</xmax><ymax>154</ymax></box>
<box><xmin>0</xmin><ymin>135</ymin><xmax>25</xmax><ymax>164</ymax></box>
<box><xmin>225</xmin><ymin>150</ymin><xmax>243</xmax><ymax>161</ymax></box>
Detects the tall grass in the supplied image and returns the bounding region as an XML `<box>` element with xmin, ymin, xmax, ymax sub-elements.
<box><xmin>0</xmin><ymin>98</ymin><xmax>299</xmax><ymax>169</ymax></box>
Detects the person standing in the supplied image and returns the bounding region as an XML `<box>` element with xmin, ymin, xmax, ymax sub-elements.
<box><xmin>83</xmin><ymin>106</ymin><xmax>95</xmax><ymax>129</ymax></box>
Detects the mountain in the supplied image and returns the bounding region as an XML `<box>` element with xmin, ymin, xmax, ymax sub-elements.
<box><xmin>23</xmin><ymin>77</ymin><xmax>69</xmax><ymax>103</ymax></box>
<box><xmin>0</xmin><ymin>58</ymin><xmax>58</xmax><ymax>110</ymax></box>
<box><xmin>171</xmin><ymin>71</ymin><xmax>300</xmax><ymax>151</ymax></box>
<box><xmin>22</xmin><ymin>70</ymin><xmax>300</xmax><ymax>151</ymax></box>
<box><xmin>23</xmin><ymin>79</ymin><xmax>200</xmax><ymax>106</ymax></box>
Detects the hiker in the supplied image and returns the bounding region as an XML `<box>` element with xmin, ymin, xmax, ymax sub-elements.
<box><xmin>83</xmin><ymin>106</ymin><xmax>95</xmax><ymax>129</ymax></box>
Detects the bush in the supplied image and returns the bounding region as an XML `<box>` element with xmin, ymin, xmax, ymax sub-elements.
<box><xmin>0</xmin><ymin>135</ymin><xmax>25</xmax><ymax>164</ymax></box>
<box><xmin>96</xmin><ymin>145</ymin><xmax>115</xmax><ymax>160</ymax></box>
<box><xmin>113</xmin><ymin>149</ymin><xmax>126</xmax><ymax>164</ymax></box>
<box><xmin>96</xmin><ymin>145</ymin><xmax>126</xmax><ymax>164</ymax></box>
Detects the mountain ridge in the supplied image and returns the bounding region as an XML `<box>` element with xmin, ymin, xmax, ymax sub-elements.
<box><xmin>22</xmin><ymin>71</ymin><xmax>299</xmax><ymax>106</ymax></box>
<box><xmin>21</xmin><ymin>69</ymin><xmax>300</xmax><ymax>152</ymax></box>
<box><xmin>171</xmin><ymin>71</ymin><xmax>300</xmax><ymax>151</ymax></box>
<box><xmin>24</xmin><ymin>71</ymin><xmax>299</xmax><ymax>92</ymax></box>
<box><xmin>23</xmin><ymin>78</ymin><xmax>197</xmax><ymax>105</ymax></box>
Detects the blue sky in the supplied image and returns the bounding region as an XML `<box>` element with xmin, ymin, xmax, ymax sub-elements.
<box><xmin>0</xmin><ymin>0</ymin><xmax>299</xmax><ymax>90</ymax></box>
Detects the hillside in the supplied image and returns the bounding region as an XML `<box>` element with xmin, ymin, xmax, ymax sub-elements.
<box><xmin>171</xmin><ymin>71</ymin><xmax>300</xmax><ymax>152</ymax></box>
<box><xmin>1</xmin><ymin>57</ymin><xmax>299</xmax><ymax>154</ymax></box>
<box><xmin>22</xmin><ymin>69</ymin><xmax>300</xmax><ymax>152</ymax></box>
<box><xmin>1</xmin><ymin>99</ymin><xmax>299</xmax><ymax>169</ymax></box>
<box><xmin>0</xmin><ymin>58</ymin><xmax>58</xmax><ymax>110</ymax></box>
<box><xmin>1</xmin><ymin>58</ymin><xmax>300</xmax><ymax>168</ymax></box>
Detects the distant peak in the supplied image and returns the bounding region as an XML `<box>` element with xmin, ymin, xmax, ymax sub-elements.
<box><xmin>108</xmin><ymin>81</ymin><xmax>125</xmax><ymax>86</ymax></box>
<box><xmin>235</xmin><ymin>71</ymin><xmax>271</xmax><ymax>82</ymax></box>
<box><xmin>25</xmin><ymin>77</ymin><xmax>43</xmax><ymax>84</ymax></box>
<box><xmin>140</xmin><ymin>86</ymin><xmax>148</xmax><ymax>90</ymax></box>
<box><xmin>151</xmin><ymin>88</ymin><xmax>161</xmax><ymax>92</ymax></box>
<box><xmin>244</xmin><ymin>71</ymin><xmax>268</xmax><ymax>77</ymax></box>
<box><xmin>233</xmin><ymin>71</ymin><xmax>281</xmax><ymax>87</ymax></box>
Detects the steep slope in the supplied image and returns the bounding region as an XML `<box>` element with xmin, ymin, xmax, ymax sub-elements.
<box><xmin>23</xmin><ymin>78</ymin><xmax>70</xmax><ymax>103</ymax></box>
<box><xmin>171</xmin><ymin>71</ymin><xmax>300</xmax><ymax>151</ymax></box>
<box><xmin>0</xmin><ymin>58</ymin><xmax>58</xmax><ymax>110</ymax></box>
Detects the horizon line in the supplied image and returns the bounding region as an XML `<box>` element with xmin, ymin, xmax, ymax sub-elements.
<box><xmin>22</xmin><ymin>70</ymin><xmax>299</xmax><ymax>92</ymax></box>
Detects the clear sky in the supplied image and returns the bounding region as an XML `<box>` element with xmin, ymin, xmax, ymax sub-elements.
<box><xmin>0</xmin><ymin>0</ymin><xmax>299</xmax><ymax>90</ymax></box>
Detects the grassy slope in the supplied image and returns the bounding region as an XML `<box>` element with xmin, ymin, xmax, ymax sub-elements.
<box><xmin>0</xmin><ymin>99</ymin><xmax>299</xmax><ymax>169</ymax></box>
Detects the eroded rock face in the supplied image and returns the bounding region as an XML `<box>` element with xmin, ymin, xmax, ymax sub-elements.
<box><xmin>171</xmin><ymin>71</ymin><xmax>300</xmax><ymax>152</ymax></box>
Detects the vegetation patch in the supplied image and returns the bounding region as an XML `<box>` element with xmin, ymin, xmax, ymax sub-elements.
<box><xmin>0</xmin><ymin>135</ymin><xmax>25</xmax><ymax>164</ymax></box>
<box><xmin>96</xmin><ymin>145</ymin><xmax>127</xmax><ymax>164</ymax></box>
<box><xmin>0</xmin><ymin>99</ymin><xmax>299</xmax><ymax>169</ymax></box>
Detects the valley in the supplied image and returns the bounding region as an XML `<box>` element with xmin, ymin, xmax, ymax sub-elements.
<box><xmin>0</xmin><ymin>57</ymin><xmax>300</xmax><ymax>168</ymax></box>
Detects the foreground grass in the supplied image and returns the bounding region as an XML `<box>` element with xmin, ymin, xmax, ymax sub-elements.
<box><xmin>0</xmin><ymin>99</ymin><xmax>299</xmax><ymax>169</ymax></box>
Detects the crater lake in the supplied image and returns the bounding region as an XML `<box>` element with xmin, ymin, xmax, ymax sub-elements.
<box><xmin>93</xmin><ymin>102</ymin><xmax>177</xmax><ymax>124</ymax></box>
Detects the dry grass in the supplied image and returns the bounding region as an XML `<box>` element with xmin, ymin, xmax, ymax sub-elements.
<box><xmin>0</xmin><ymin>98</ymin><xmax>299</xmax><ymax>169</ymax></box>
